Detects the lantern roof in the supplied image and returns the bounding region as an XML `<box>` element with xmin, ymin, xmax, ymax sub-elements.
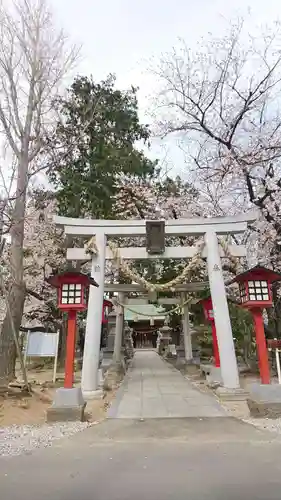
<box><xmin>46</xmin><ymin>270</ymin><xmax>99</xmax><ymax>288</ymax></box>
<box><xmin>159</xmin><ymin>324</ymin><xmax>172</xmax><ymax>333</ymax></box>
<box><xmin>103</xmin><ymin>298</ymin><xmax>113</xmax><ymax>307</ymax></box>
<box><xmin>229</xmin><ymin>265</ymin><xmax>281</xmax><ymax>285</ymax></box>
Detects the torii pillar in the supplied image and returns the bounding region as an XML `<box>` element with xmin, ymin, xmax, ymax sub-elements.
<box><xmin>205</xmin><ymin>231</ymin><xmax>245</xmax><ymax>398</ymax></box>
<box><xmin>81</xmin><ymin>233</ymin><xmax>106</xmax><ymax>399</ymax></box>
<box><xmin>113</xmin><ymin>292</ymin><xmax>125</xmax><ymax>365</ymax></box>
<box><xmin>181</xmin><ymin>293</ymin><xmax>193</xmax><ymax>362</ymax></box>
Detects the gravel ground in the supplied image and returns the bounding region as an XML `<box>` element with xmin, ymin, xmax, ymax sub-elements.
<box><xmin>243</xmin><ymin>417</ymin><xmax>281</xmax><ymax>434</ymax></box>
<box><xmin>2</xmin><ymin>417</ymin><xmax>281</xmax><ymax>458</ymax></box>
<box><xmin>0</xmin><ymin>422</ymin><xmax>91</xmax><ymax>457</ymax></box>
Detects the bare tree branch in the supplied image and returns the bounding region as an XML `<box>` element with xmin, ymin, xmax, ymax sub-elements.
<box><xmin>0</xmin><ymin>0</ymin><xmax>79</xmax><ymax>383</ymax></box>
<box><xmin>153</xmin><ymin>17</ymin><xmax>281</xmax><ymax>269</ymax></box>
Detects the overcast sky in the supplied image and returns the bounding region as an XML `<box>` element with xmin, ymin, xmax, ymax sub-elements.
<box><xmin>49</xmin><ymin>0</ymin><xmax>281</xmax><ymax>175</ymax></box>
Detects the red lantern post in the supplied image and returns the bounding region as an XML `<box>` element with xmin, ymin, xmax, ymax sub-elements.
<box><xmin>65</xmin><ymin>310</ymin><xmax>77</xmax><ymax>388</ymax></box>
<box><xmin>47</xmin><ymin>271</ymin><xmax>99</xmax><ymax>389</ymax></box>
<box><xmin>200</xmin><ymin>296</ymin><xmax>220</xmax><ymax>368</ymax></box>
<box><xmin>230</xmin><ymin>265</ymin><xmax>281</xmax><ymax>385</ymax></box>
<box><xmin>102</xmin><ymin>299</ymin><xmax>113</xmax><ymax>324</ymax></box>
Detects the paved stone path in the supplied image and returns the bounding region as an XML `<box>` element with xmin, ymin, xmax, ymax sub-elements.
<box><xmin>107</xmin><ymin>350</ymin><xmax>226</xmax><ymax>418</ymax></box>
<box><xmin>2</xmin><ymin>418</ymin><xmax>281</xmax><ymax>500</ymax></box>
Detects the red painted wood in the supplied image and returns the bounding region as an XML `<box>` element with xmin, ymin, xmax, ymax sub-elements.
<box><xmin>211</xmin><ymin>322</ymin><xmax>220</xmax><ymax>368</ymax></box>
<box><xmin>64</xmin><ymin>310</ymin><xmax>77</xmax><ymax>389</ymax></box>
<box><xmin>268</xmin><ymin>339</ymin><xmax>281</xmax><ymax>349</ymax></box>
<box><xmin>252</xmin><ymin>308</ymin><xmax>270</xmax><ymax>384</ymax></box>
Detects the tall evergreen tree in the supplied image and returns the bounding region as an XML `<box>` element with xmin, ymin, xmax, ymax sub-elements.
<box><xmin>48</xmin><ymin>75</ymin><xmax>158</xmax><ymax>218</ymax></box>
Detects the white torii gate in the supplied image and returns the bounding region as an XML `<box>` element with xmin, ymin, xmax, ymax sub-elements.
<box><xmin>55</xmin><ymin>211</ymin><xmax>257</xmax><ymax>398</ymax></box>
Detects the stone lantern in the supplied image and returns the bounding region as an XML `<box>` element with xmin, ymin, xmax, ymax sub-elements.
<box><xmin>158</xmin><ymin>320</ymin><xmax>172</xmax><ymax>356</ymax></box>
<box><xmin>230</xmin><ymin>265</ymin><xmax>281</xmax><ymax>385</ymax></box>
<box><xmin>123</xmin><ymin>321</ymin><xmax>134</xmax><ymax>362</ymax></box>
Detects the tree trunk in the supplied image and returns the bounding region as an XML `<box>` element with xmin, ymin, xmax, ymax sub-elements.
<box><xmin>0</xmin><ymin>153</ymin><xmax>28</xmax><ymax>384</ymax></box>
<box><xmin>0</xmin><ymin>284</ymin><xmax>26</xmax><ymax>383</ymax></box>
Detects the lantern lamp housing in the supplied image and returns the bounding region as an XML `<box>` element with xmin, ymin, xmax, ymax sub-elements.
<box><xmin>46</xmin><ymin>271</ymin><xmax>99</xmax><ymax>312</ymax></box>
<box><xmin>200</xmin><ymin>296</ymin><xmax>214</xmax><ymax>322</ymax></box>
<box><xmin>229</xmin><ymin>265</ymin><xmax>281</xmax><ymax>309</ymax></box>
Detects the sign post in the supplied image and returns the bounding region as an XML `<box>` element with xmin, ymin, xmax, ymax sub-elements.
<box><xmin>24</xmin><ymin>330</ymin><xmax>60</xmax><ymax>384</ymax></box>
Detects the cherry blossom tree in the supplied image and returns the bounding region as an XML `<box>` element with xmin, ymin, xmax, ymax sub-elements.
<box><xmin>153</xmin><ymin>18</ymin><xmax>281</xmax><ymax>270</ymax></box>
<box><xmin>0</xmin><ymin>194</ymin><xmax>64</xmax><ymax>322</ymax></box>
<box><xmin>113</xmin><ymin>174</ymin><xmax>201</xmax><ymax>220</ymax></box>
<box><xmin>111</xmin><ymin>174</ymin><xmax>207</xmax><ymax>288</ymax></box>
<box><xmin>0</xmin><ymin>0</ymin><xmax>78</xmax><ymax>384</ymax></box>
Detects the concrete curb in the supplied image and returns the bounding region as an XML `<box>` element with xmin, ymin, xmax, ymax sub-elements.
<box><xmin>106</xmin><ymin>359</ymin><xmax>135</xmax><ymax>418</ymax></box>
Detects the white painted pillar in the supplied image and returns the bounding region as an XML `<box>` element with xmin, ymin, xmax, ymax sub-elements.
<box><xmin>205</xmin><ymin>230</ymin><xmax>240</xmax><ymax>389</ymax></box>
<box><xmin>181</xmin><ymin>293</ymin><xmax>192</xmax><ymax>361</ymax></box>
<box><xmin>184</xmin><ymin>305</ymin><xmax>193</xmax><ymax>362</ymax></box>
<box><xmin>81</xmin><ymin>232</ymin><xmax>106</xmax><ymax>399</ymax></box>
<box><xmin>113</xmin><ymin>292</ymin><xmax>125</xmax><ymax>364</ymax></box>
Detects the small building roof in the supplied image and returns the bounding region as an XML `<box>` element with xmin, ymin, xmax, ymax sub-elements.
<box><xmin>124</xmin><ymin>304</ymin><xmax>166</xmax><ymax>322</ymax></box>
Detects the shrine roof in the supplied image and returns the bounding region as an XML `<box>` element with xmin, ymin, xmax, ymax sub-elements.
<box><xmin>124</xmin><ymin>304</ymin><xmax>166</xmax><ymax>322</ymax></box>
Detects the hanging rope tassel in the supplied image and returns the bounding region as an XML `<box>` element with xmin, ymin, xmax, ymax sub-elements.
<box><xmin>84</xmin><ymin>236</ymin><xmax>98</xmax><ymax>256</ymax></box>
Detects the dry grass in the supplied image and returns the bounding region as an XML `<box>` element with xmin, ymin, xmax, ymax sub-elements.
<box><xmin>0</xmin><ymin>365</ymin><xmax>117</xmax><ymax>428</ymax></box>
